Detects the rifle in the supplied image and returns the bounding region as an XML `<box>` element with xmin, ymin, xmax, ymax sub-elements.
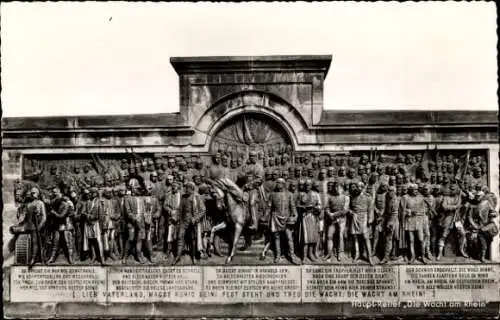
<box><xmin>423</xmin><ymin>198</ymin><xmax>438</xmax><ymax>219</ymax></box>
<box><xmin>154</xmin><ymin>218</ymin><xmax>160</xmax><ymax>245</ymax></box>
<box><xmin>458</xmin><ymin>150</ymin><xmax>471</xmax><ymax>182</ymax></box>
<box><xmin>32</xmin><ymin>213</ymin><xmax>44</xmax><ymax>266</ymax></box>
<box><xmin>33</xmin><ymin>201</ymin><xmax>48</xmax><ymax>266</ymax></box>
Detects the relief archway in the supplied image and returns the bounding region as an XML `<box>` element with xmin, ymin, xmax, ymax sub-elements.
<box><xmin>192</xmin><ymin>90</ymin><xmax>310</xmax><ymax>149</ymax></box>
<box><xmin>209</xmin><ymin>112</ymin><xmax>293</xmax><ymax>157</ymax></box>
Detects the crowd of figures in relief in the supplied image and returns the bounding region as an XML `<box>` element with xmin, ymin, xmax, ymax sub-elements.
<box><xmin>9</xmin><ymin>146</ymin><xmax>499</xmax><ymax>267</ymax></box>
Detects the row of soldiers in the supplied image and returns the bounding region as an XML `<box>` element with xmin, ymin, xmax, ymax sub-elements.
<box><xmin>27</xmin><ymin>150</ymin><xmax>489</xmax><ymax>194</ymax></box>
<box><xmin>11</xmin><ymin>179</ymin><xmax>211</xmax><ymax>266</ymax></box>
<box><xmin>12</xmin><ymin>150</ymin><xmax>496</xmax><ymax>266</ymax></box>
<box><xmin>257</xmin><ymin>176</ymin><xmax>498</xmax><ymax>265</ymax></box>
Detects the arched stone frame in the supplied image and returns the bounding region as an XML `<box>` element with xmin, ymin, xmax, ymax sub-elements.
<box><xmin>207</xmin><ymin>111</ymin><xmax>294</xmax><ymax>154</ymax></box>
<box><xmin>192</xmin><ymin>90</ymin><xmax>310</xmax><ymax>150</ymax></box>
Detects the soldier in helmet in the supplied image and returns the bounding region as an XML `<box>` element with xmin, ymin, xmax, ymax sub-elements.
<box><xmin>281</xmin><ymin>170</ymin><xmax>289</xmax><ymax>182</ymax></box>
<box><xmin>71</xmin><ymin>164</ymin><xmax>86</xmax><ymax>190</ymax></box>
<box><xmin>263</xmin><ymin>157</ymin><xmax>269</xmax><ymax>168</ymax></box>
<box><xmin>264</xmin><ymin>170</ymin><xmax>278</xmax><ymax>195</ymax></box>
<box><xmin>302</xmin><ymin>154</ymin><xmax>311</xmax><ymax>169</ymax></box>
<box><xmin>358</xmin><ymin>165</ymin><xmax>366</xmax><ymax>178</ymax></box>
<box><xmin>436</xmin><ymin>184</ymin><xmax>467</xmax><ymax>260</ymax></box>
<box><xmin>327</xmin><ymin>167</ymin><xmax>335</xmax><ymax>180</ymax></box>
<box><xmin>43</xmin><ymin>165</ymin><xmax>61</xmax><ymax>190</ymax></box>
<box><xmin>335</xmin><ymin>156</ymin><xmax>345</xmax><ymax>167</ymax></box>
<box><xmin>337</xmin><ymin>166</ymin><xmax>347</xmax><ymax>187</ymax></box>
<box><xmin>359</xmin><ymin>153</ymin><xmax>369</xmax><ymax>166</ymax></box>
<box><xmin>388</xmin><ymin>175</ymin><xmax>396</xmax><ymax>187</ymax></box>
<box><xmin>167</xmin><ymin>156</ymin><xmax>176</xmax><ymax>170</ymax></box>
<box><xmin>128</xmin><ymin>165</ymin><xmax>137</xmax><ymax>182</ymax></box>
<box><xmin>280</xmin><ymin>153</ymin><xmax>290</xmax><ymax>170</ymax></box>
<box><xmin>120</xmin><ymin>159</ymin><xmax>130</xmax><ymax>181</ymax></box>
<box><xmin>345</xmin><ymin>168</ymin><xmax>358</xmax><ymax>187</ymax></box>
<box><xmin>306</xmin><ymin>168</ymin><xmax>314</xmax><ymax>179</ymax></box>
<box><xmin>293</xmin><ymin>167</ymin><xmax>302</xmax><ymax>181</ymax></box>
<box><xmin>146</xmin><ymin>158</ymin><xmax>155</xmax><ymax>176</ymax></box>
<box><xmin>348</xmin><ymin>182</ymin><xmax>374</xmax><ymax>265</ymax></box>
<box><xmin>328</xmin><ymin>154</ymin><xmax>335</xmax><ymax>167</ymax></box>
<box><xmin>137</xmin><ymin>160</ymin><xmax>148</xmax><ymax>184</ymax></box>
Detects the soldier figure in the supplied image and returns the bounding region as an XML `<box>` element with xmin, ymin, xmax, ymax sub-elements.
<box><xmin>404</xmin><ymin>184</ymin><xmax>429</xmax><ymax>264</ymax></box>
<box><xmin>83</xmin><ymin>187</ymin><xmax>105</xmax><ymax>265</ymax></box>
<box><xmin>247</xmin><ymin>178</ymin><xmax>266</xmax><ymax>231</ymax></box>
<box><xmin>265</xmin><ymin>178</ymin><xmax>300</xmax><ymax>264</ymax></box>
<box><xmin>436</xmin><ymin>184</ymin><xmax>467</xmax><ymax>260</ymax></box>
<box><xmin>143</xmin><ymin>182</ymin><xmax>161</xmax><ymax>262</ymax></box>
<box><xmin>47</xmin><ymin>187</ymin><xmax>75</xmax><ymax>264</ymax></box>
<box><xmin>421</xmin><ymin>184</ymin><xmax>437</xmax><ymax>259</ymax></box>
<box><xmin>72</xmin><ymin>188</ymin><xmax>89</xmax><ymax>261</ymax></box>
<box><xmin>242</xmin><ymin>151</ymin><xmax>265</xmax><ymax>185</ymax></box>
<box><xmin>173</xmin><ymin>182</ymin><xmax>206</xmax><ymax>265</ymax></box>
<box><xmin>122</xmin><ymin>183</ymin><xmax>147</xmax><ymax>264</ymax></box>
<box><xmin>197</xmin><ymin>183</ymin><xmax>213</xmax><ymax>259</ymax></box>
<box><xmin>312</xmin><ymin>181</ymin><xmax>324</xmax><ymax>258</ymax></box>
<box><xmin>467</xmin><ymin>190</ymin><xmax>499</xmax><ymax>262</ymax></box>
<box><xmin>372</xmin><ymin>184</ymin><xmax>388</xmax><ymax>258</ymax></box>
<box><xmin>324</xmin><ymin>181</ymin><xmax>349</xmax><ymax>262</ymax></box>
<box><xmin>161</xmin><ymin>181</ymin><xmax>182</xmax><ymax>259</ymax></box>
<box><xmin>298</xmin><ymin>180</ymin><xmax>322</xmax><ymax>263</ymax></box>
<box><xmin>348</xmin><ymin>182</ymin><xmax>374</xmax><ymax>265</ymax></box>
<box><xmin>101</xmin><ymin>187</ymin><xmax>120</xmax><ymax>261</ymax></box>
<box><xmin>263</xmin><ymin>170</ymin><xmax>277</xmax><ymax>195</ymax></box>
<box><xmin>83</xmin><ymin>164</ymin><xmax>96</xmax><ymax>187</ymax></box>
<box><xmin>10</xmin><ymin>187</ymin><xmax>47</xmax><ymax>267</ymax></box>
<box><xmin>380</xmin><ymin>186</ymin><xmax>400</xmax><ymax>264</ymax></box>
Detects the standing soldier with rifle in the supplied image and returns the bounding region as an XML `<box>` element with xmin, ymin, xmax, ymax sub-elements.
<box><xmin>436</xmin><ymin>184</ymin><xmax>467</xmax><ymax>260</ymax></box>
<box><xmin>380</xmin><ymin>186</ymin><xmax>400</xmax><ymax>264</ymax></box>
<box><xmin>421</xmin><ymin>183</ymin><xmax>437</xmax><ymax>260</ymax></box>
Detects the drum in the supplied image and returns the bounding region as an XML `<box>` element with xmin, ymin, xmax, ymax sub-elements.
<box><xmin>15</xmin><ymin>234</ymin><xmax>31</xmax><ymax>265</ymax></box>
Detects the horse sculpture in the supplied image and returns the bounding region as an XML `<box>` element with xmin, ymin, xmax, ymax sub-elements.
<box><xmin>207</xmin><ymin>180</ymin><xmax>251</xmax><ymax>264</ymax></box>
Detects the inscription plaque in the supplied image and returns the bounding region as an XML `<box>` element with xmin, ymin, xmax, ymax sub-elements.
<box><xmin>302</xmin><ymin>266</ymin><xmax>399</xmax><ymax>302</ymax></box>
<box><xmin>10</xmin><ymin>266</ymin><xmax>107</xmax><ymax>303</ymax></box>
<box><xmin>107</xmin><ymin>267</ymin><xmax>202</xmax><ymax>303</ymax></box>
<box><xmin>399</xmin><ymin>264</ymin><xmax>500</xmax><ymax>302</ymax></box>
<box><xmin>202</xmin><ymin>266</ymin><xmax>301</xmax><ymax>303</ymax></box>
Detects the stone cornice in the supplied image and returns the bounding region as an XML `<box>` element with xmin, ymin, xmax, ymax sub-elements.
<box><xmin>2</xmin><ymin>110</ymin><xmax>497</xmax><ymax>132</ymax></box>
<box><xmin>170</xmin><ymin>55</ymin><xmax>332</xmax><ymax>75</ymax></box>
